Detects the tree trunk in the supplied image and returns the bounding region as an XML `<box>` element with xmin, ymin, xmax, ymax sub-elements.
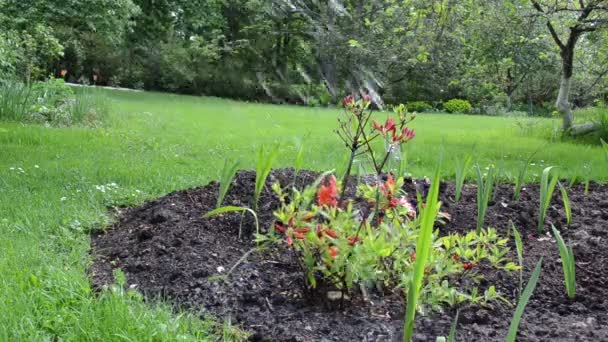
<box><xmin>556</xmin><ymin>75</ymin><xmax>573</xmax><ymax>130</ymax></box>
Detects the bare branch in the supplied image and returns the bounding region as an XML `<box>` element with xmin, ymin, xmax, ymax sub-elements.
<box><xmin>547</xmin><ymin>21</ymin><xmax>566</xmax><ymax>50</ymax></box>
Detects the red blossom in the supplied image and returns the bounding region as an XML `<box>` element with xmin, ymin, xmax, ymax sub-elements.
<box><xmin>392</xmin><ymin>127</ymin><xmax>416</xmax><ymax>143</ymax></box>
<box><xmin>294</xmin><ymin>227</ymin><xmax>311</xmax><ymax>234</ymax></box>
<box><xmin>324</xmin><ymin>228</ymin><xmax>339</xmax><ymax>239</ymax></box>
<box><xmin>317</xmin><ymin>175</ymin><xmax>338</xmax><ymax>207</ymax></box>
<box><xmin>274</xmin><ymin>222</ymin><xmax>286</xmax><ymax>233</ymax></box>
<box><xmin>410</xmin><ymin>251</ymin><xmax>416</xmax><ymax>262</ymax></box>
<box><xmin>372</xmin><ymin>118</ymin><xmax>397</xmax><ymax>136</ymax></box>
<box><xmin>343</xmin><ymin>95</ymin><xmax>354</xmax><ymax>107</ymax></box>
<box><xmin>286</xmin><ymin>236</ymin><xmax>293</xmax><ymax>246</ymax></box>
<box><xmin>328</xmin><ymin>246</ymin><xmax>339</xmax><ymax>258</ymax></box>
<box><xmin>463</xmin><ymin>263</ymin><xmax>477</xmax><ymax>270</ymax></box>
<box><xmin>389</xmin><ymin>197</ymin><xmax>399</xmax><ymax>208</ymax></box>
<box><xmin>363</xmin><ymin>94</ymin><xmax>372</xmax><ymax>103</ymax></box>
<box><xmin>347</xmin><ymin>236</ymin><xmax>361</xmax><ymax>246</ymax></box>
<box><xmin>293</xmin><ymin>232</ymin><xmax>306</xmax><ymax>239</ymax></box>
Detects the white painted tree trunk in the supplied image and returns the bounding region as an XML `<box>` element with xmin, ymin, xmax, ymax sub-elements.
<box><xmin>556</xmin><ymin>75</ymin><xmax>573</xmax><ymax>130</ymax></box>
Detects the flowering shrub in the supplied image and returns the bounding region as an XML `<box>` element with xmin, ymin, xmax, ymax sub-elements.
<box><xmin>260</xmin><ymin>95</ymin><xmax>518</xmax><ymax>311</ymax></box>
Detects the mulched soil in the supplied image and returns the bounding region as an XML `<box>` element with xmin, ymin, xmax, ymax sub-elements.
<box><xmin>90</xmin><ymin>169</ymin><xmax>608</xmax><ymax>341</ymax></box>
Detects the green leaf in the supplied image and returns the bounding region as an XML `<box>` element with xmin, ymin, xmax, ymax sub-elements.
<box><xmin>448</xmin><ymin>310</ymin><xmax>459</xmax><ymax>342</ymax></box>
<box><xmin>404</xmin><ymin>164</ymin><xmax>441</xmax><ymax>341</ymax></box>
<box><xmin>511</xmin><ymin>221</ymin><xmax>524</xmax><ymax>298</ymax></box>
<box><xmin>217</xmin><ymin>159</ymin><xmax>239</xmax><ymax>208</ymax></box>
<box><xmin>558</xmin><ymin>182</ymin><xmax>571</xmax><ymax>226</ymax></box>
<box><xmin>551</xmin><ymin>225</ymin><xmax>576</xmax><ymax>299</ymax></box>
<box><xmin>506</xmin><ymin>257</ymin><xmax>543</xmax><ymax>342</ymax></box>
<box><xmin>205</xmin><ymin>206</ymin><xmax>259</xmax><ymax>235</ymax></box>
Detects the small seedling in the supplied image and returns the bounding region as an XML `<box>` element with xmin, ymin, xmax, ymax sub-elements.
<box><xmin>538</xmin><ymin>166</ymin><xmax>558</xmax><ymax>233</ymax></box>
<box><xmin>205</xmin><ymin>206</ymin><xmax>260</xmax><ymax>238</ymax></box>
<box><xmin>551</xmin><ymin>225</ymin><xmax>576</xmax><ymax>299</ymax></box>
<box><xmin>511</xmin><ymin>221</ymin><xmax>524</xmax><ymax>299</ymax></box>
<box><xmin>403</xmin><ymin>165</ymin><xmax>441</xmax><ymax>342</ymax></box>
<box><xmin>254</xmin><ymin>145</ymin><xmax>279</xmax><ymax>211</ymax></box>
<box><xmin>216</xmin><ymin>159</ymin><xmax>239</xmax><ymax>208</ymax></box>
<box><xmin>475</xmin><ymin>163</ymin><xmax>495</xmax><ymax>234</ymax></box>
<box><xmin>558</xmin><ymin>182</ymin><xmax>571</xmax><ymax>226</ymax></box>
<box><xmin>506</xmin><ymin>257</ymin><xmax>543</xmax><ymax>342</ymax></box>
<box><xmin>454</xmin><ymin>155</ymin><xmax>472</xmax><ymax>203</ymax></box>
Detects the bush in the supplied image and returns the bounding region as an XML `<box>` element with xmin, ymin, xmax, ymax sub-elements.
<box><xmin>0</xmin><ymin>78</ymin><xmax>108</xmax><ymax>126</ymax></box>
<box><xmin>443</xmin><ymin>99</ymin><xmax>472</xmax><ymax>114</ymax></box>
<box><xmin>406</xmin><ymin>101</ymin><xmax>433</xmax><ymax>113</ymax></box>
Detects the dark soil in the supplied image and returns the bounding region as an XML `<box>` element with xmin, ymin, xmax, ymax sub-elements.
<box><xmin>90</xmin><ymin>169</ymin><xmax>608</xmax><ymax>341</ymax></box>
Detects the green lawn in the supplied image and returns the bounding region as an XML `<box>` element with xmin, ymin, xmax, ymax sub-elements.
<box><xmin>0</xmin><ymin>89</ymin><xmax>606</xmax><ymax>341</ymax></box>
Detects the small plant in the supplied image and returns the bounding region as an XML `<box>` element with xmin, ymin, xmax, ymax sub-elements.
<box><xmin>454</xmin><ymin>155</ymin><xmax>472</xmax><ymax>203</ymax></box>
<box><xmin>403</xmin><ymin>166</ymin><xmax>441</xmax><ymax>342</ymax></box>
<box><xmin>475</xmin><ymin>163</ymin><xmax>495</xmax><ymax>233</ymax></box>
<box><xmin>506</xmin><ymin>257</ymin><xmax>544</xmax><ymax>342</ymax></box>
<box><xmin>216</xmin><ymin>159</ymin><xmax>240</xmax><ymax>208</ymax></box>
<box><xmin>253</xmin><ymin>145</ymin><xmax>279</xmax><ymax>211</ymax></box>
<box><xmin>443</xmin><ymin>99</ymin><xmax>472</xmax><ymax>114</ymax></box>
<box><xmin>513</xmin><ymin>149</ymin><xmax>539</xmax><ymax>200</ymax></box>
<box><xmin>205</xmin><ymin>205</ymin><xmax>260</xmax><ymax>238</ymax></box>
<box><xmin>511</xmin><ymin>221</ymin><xmax>524</xmax><ymax>298</ymax></box>
<box><xmin>558</xmin><ymin>182</ymin><xmax>572</xmax><ymax>226</ymax></box>
<box><xmin>551</xmin><ymin>225</ymin><xmax>576</xmax><ymax>299</ymax></box>
<box><xmin>538</xmin><ymin>166</ymin><xmax>558</xmax><ymax>233</ymax></box>
<box><xmin>294</xmin><ymin>141</ymin><xmax>305</xmax><ymax>183</ymax></box>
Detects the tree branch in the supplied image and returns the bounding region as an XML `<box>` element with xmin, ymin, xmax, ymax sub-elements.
<box><xmin>547</xmin><ymin>21</ymin><xmax>566</xmax><ymax>50</ymax></box>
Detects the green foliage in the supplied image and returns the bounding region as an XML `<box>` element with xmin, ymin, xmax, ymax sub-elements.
<box><xmin>475</xmin><ymin>164</ymin><xmax>495</xmax><ymax>234</ymax></box>
<box><xmin>205</xmin><ymin>205</ymin><xmax>260</xmax><ymax>237</ymax></box>
<box><xmin>601</xmin><ymin>138</ymin><xmax>608</xmax><ymax>163</ymax></box>
<box><xmin>216</xmin><ymin>159</ymin><xmax>240</xmax><ymax>208</ymax></box>
<box><xmin>406</xmin><ymin>101</ymin><xmax>433</xmax><ymax>113</ymax></box>
<box><xmin>511</xmin><ymin>222</ymin><xmax>524</xmax><ymax>298</ymax></box>
<box><xmin>558</xmin><ymin>182</ymin><xmax>572</xmax><ymax>226</ymax></box>
<box><xmin>454</xmin><ymin>155</ymin><xmax>472</xmax><ymax>203</ymax></box>
<box><xmin>551</xmin><ymin>225</ymin><xmax>576</xmax><ymax>299</ymax></box>
<box><xmin>0</xmin><ymin>79</ymin><xmax>107</xmax><ymax>126</ymax></box>
<box><xmin>444</xmin><ymin>99</ymin><xmax>472</xmax><ymax>114</ymax></box>
<box><xmin>538</xmin><ymin>166</ymin><xmax>559</xmax><ymax>233</ymax></box>
<box><xmin>513</xmin><ymin>149</ymin><xmax>540</xmax><ymax>200</ymax></box>
<box><xmin>254</xmin><ymin>145</ymin><xmax>278</xmax><ymax>211</ymax></box>
<box><xmin>448</xmin><ymin>311</ymin><xmax>459</xmax><ymax>342</ymax></box>
<box><xmin>506</xmin><ymin>257</ymin><xmax>544</xmax><ymax>342</ymax></box>
<box><xmin>404</xmin><ymin>166</ymin><xmax>441</xmax><ymax>342</ymax></box>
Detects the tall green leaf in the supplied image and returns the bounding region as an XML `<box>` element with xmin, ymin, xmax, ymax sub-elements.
<box><xmin>254</xmin><ymin>145</ymin><xmax>279</xmax><ymax>211</ymax></box>
<box><xmin>506</xmin><ymin>257</ymin><xmax>543</xmax><ymax>342</ymax></box>
<box><xmin>558</xmin><ymin>182</ymin><xmax>571</xmax><ymax>226</ymax></box>
<box><xmin>216</xmin><ymin>159</ymin><xmax>240</xmax><ymax>208</ymax></box>
<box><xmin>538</xmin><ymin>166</ymin><xmax>558</xmax><ymax>232</ymax></box>
<box><xmin>551</xmin><ymin>225</ymin><xmax>576</xmax><ymax>299</ymax></box>
<box><xmin>404</xmin><ymin>165</ymin><xmax>441</xmax><ymax>341</ymax></box>
<box><xmin>454</xmin><ymin>155</ymin><xmax>472</xmax><ymax>203</ymax></box>
<box><xmin>511</xmin><ymin>221</ymin><xmax>524</xmax><ymax>298</ymax></box>
<box><xmin>475</xmin><ymin>163</ymin><xmax>495</xmax><ymax>234</ymax></box>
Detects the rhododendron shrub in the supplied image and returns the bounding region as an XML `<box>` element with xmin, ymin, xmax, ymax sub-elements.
<box><xmin>261</xmin><ymin>95</ymin><xmax>517</xmax><ymax>311</ymax></box>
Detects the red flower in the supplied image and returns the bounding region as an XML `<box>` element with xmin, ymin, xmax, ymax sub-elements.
<box><xmin>372</xmin><ymin>118</ymin><xmax>397</xmax><ymax>136</ymax></box>
<box><xmin>293</xmin><ymin>232</ymin><xmax>306</xmax><ymax>239</ymax></box>
<box><xmin>410</xmin><ymin>251</ymin><xmax>416</xmax><ymax>262</ymax></box>
<box><xmin>389</xmin><ymin>197</ymin><xmax>399</xmax><ymax>208</ymax></box>
<box><xmin>294</xmin><ymin>227</ymin><xmax>311</xmax><ymax>234</ymax></box>
<box><xmin>380</xmin><ymin>174</ymin><xmax>395</xmax><ymax>197</ymax></box>
<box><xmin>328</xmin><ymin>246</ymin><xmax>339</xmax><ymax>258</ymax></box>
<box><xmin>317</xmin><ymin>175</ymin><xmax>338</xmax><ymax>207</ymax></box>
<box><xmin>363</xmin><ymin>94</ymin><xmax>372</xmax><ymax>103</ymax></box>
<box><xmin>392</xmin><ymin>127</ymin><xmax>416</xmax><ymax>143</ymax></box>
<box><xmin>274</xmin><ymin>222</ymin><xmax>286</xmax><ymax>233</ymax></box>
<box><xmin>286</xmin><ymin>236</ymin><xmax>293</xmax><ymax>246</ymax></box>
<box><xmin>324</xmin><ymin>228</ymin><xmax>339</xmax><ymax>239</ymax></box>
<box><xmin>347</xmin><ymin>236</ymin><xmax>361</xmax><ymax>246</ymax></box>
<box><xmin>343</xmin><ymin>95</ymin><xmax>354</xmax><ymax>107</ymax></box>
<box><xmin>463</xmin><ymin>263</ymin><xmax>477</xmax><ymax>270</ymax></box>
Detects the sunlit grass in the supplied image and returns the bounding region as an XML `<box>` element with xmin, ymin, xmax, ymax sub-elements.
<box><xmin>0</xmin><ymin>89</ymin><xmax>606</xmax><ymax>340</ymax></box>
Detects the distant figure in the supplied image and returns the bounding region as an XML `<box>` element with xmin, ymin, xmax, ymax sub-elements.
<box><xmin>60</xmin><ymin>69</ymin><xmax>67</xmax><ymax>78</ymax></box>
<box><xmin>92</xmin><ymin>74</ymin><xmax>98</xmax><ymax>84</ymax></box>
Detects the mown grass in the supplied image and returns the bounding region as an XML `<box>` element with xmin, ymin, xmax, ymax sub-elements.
<box><xmin>0</xmin><ymin>89</ymin><xmax>606</xmax><ymax>340</ymax></box>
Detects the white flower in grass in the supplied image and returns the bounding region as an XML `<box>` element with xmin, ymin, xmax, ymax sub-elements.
<box><xmin>34</xmin><ymin>165</ymin><xmax>39</xmax><ymax>169</ymax></box>
<box><xmin>60</xmin><ymin>197</ymin><xmax>68</xmax><ymax>202</ymax></box>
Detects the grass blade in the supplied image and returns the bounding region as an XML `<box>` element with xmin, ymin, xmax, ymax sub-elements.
<box><xmin>404</xmin><ymin>165</ymin><xmax>441</xmax><ymax>341</ymax></box>
<box><xmin>558</xmin><ymin>182</ymin><xmax>571</xmax><ymax>226</ymax></box>
<box><xmin>506</xmin><ymin>257</ymin><xmax>543</xmax><ymax>342</ymax></box>
<box><xmin>511</xmin><ymin>221</ymin><xmax>524</xmax><ymax>298</ymax></box>
<box><xmin>475</xmin><ymin>163</ymin><xmax>494</xmax><ymax>234</ymax></box>
<box><xmin>217</xmin><ymin>159</ymin><xmax>240</xmax><ymax>208</ymax></box>
<box><xmin>294</xmin><ymin>141</ymin><xmax>305</xmax><ymax>181</ymax></box>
